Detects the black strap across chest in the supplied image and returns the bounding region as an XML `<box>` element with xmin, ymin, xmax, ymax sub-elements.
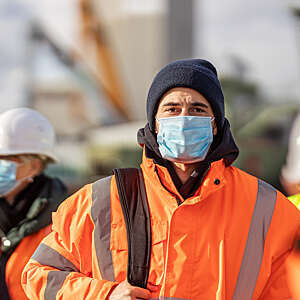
<box><xmin>106</xmin><ymin>170</ymin><xmax>277</xmax><ymax>299</ymax></box>
<box><xmin>113</xmin><ymin>168</ymin><xmax>152</xmax><ymax>289</ymax></box>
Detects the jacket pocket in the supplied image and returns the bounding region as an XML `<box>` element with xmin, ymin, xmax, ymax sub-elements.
<box><xmin>148</xmin><ymin>220</ymin><xmax>167</xmax><ymax>286</ymax></box>
<box><xmin>110</xmin><ymin>220</ymin><xmax>167</xmax><ymax>286</ymax></box>
<box><xmin>110</xmin><ymin>223</ymin><xmax>127</xmax><ymax>251</ymax></box>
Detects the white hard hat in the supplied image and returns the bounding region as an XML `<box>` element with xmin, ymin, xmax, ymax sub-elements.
<box><xmin>0</xmin><ymin>107</ymin><xmax>57</xmax><ymax>162</ymax></box>
<box><xmin>281</xmin><ymin>113</ymin><xmax>300</xmax><ymax>183</ymax></box>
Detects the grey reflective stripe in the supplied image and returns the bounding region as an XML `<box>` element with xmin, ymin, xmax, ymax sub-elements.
<box><xmin>32</xmin><ymin>243</ymin><xmax>79</xmax><ymax>272</ymax></box>
<box><xmin>31</xmin><ymin>243</ymin><xmax>79</xmax><ymax>299</ymax></box>
<box><xmin>233</xmin><ymin>179</ymin><xmax>277</xmax><ymax>300</ymax></box>
<box><xmin>45</xmin><ymin>271</ymin><xmax>70</xmax><ymax>300</ymax></box>
<box><xmin>91</xmin><ymin>176</ymin><xmax>115</xmax><ymax>281</ymax></box>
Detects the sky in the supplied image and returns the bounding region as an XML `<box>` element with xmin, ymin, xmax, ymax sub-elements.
<box><xmin>197</xmin><ymin>0</ymin><xmax>300</xmax><ymax>101</ymax></box>
<box><xmin>0</xmin><ymin>0</ymin><xmax>299</xmax><ymax>111</ymax></box>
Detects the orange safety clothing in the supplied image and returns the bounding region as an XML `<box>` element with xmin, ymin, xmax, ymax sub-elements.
<box><xmin>22</xmin><ymin>151</ymin><xmax>300</xmax><ymax>300</ymax></box>
<box><xmin>0</xmin><ymin>174</ymin><xmax>67</xmax><ymax>300</ymax></box>
<box><xmin>286</xmin><ymin>246</ymin><xmax>300</xmax><ymax>300</ymax></box>
<box><xmin>5</xmin><ymin>226</ymin><xmax>51</xmax><ymax>300</ymax></box>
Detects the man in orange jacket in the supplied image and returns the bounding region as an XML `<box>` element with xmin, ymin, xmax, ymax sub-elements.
<box><xmin>0</xmin><ymin>108</ymin><xmax>68</xmax><ymax>300</ymax></box>
<box><xmin>22</xmin><ymin>59</ymin><xmax>300</xmax><ymax>299</ymax></box>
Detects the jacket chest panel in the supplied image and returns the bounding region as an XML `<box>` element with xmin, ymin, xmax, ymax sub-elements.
<box><xmin>109</xmin><ymin>218</ymin><xmax>168</xmax><ymax>287</ymax></box>
<box><xmin>161</xmin><ymin>201</ymin><xmax>227</xmax><ymax>298</ymax></box>
<box><xmin>108</xmin><ymin>167</ymin><xmax>259</xmax><ymax>299</ymax></box>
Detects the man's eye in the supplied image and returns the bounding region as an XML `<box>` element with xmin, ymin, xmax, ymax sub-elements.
<box><xmin>165</xmin><ymin>107</ymin><xmax>178</xmax><ymax>113</ymax></box>
<box><xmin>191</xmin><ymin>107</ymin><xmax>205</xmax><ymax>113</ymax></box>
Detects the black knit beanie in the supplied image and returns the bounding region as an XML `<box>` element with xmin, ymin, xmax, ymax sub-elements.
<box><xmin>146</xmin><ymin>59</ymin><xmax>225</xmax><ymax>133</ymax></box>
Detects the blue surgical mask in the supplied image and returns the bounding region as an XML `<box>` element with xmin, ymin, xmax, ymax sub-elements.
<box><xmin>0</xmin><ymin>160</ymin><xmax>18</xmax><ymax>196</ymax></box>
<box><xmin>157</xmin><ymin>116</ymin><xmax>214</xmax><ymax>163</ymax></box>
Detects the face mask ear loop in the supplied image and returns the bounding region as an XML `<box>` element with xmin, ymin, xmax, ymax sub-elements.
<box><xmin>155</xmin><ymin>118</ymin><xmax>160</xmax><ymax>134</ymax></box>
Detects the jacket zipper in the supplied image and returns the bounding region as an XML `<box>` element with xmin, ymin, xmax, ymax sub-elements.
<box><xmin>154</xmin><ymin>166</ymin><xmax>182</xmax><ymax>206</ymax></box>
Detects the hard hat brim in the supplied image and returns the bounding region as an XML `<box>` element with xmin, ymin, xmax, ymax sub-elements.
<box><xmin>0</xmin><ymin>149</ymin><xmax>58</xmax><ymax>163</ymax></box>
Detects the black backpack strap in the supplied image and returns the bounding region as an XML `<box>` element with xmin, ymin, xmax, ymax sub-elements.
<box><xmin>113</xmin><ymin>168</ymin><xmax>152</xmax><ymax>289</ymax></box>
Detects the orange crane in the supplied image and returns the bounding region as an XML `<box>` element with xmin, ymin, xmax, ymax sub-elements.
<box><xmin>79</xmin><ymin>0</ymin><xmax>130</xmax><ymax>121</ymax></box>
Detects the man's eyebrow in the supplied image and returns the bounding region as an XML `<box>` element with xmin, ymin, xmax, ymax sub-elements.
<box><xmin>190</xmin><ymin>102</ymin><xmax>208</xmax><ymax>108</ymax></box>
<box><xmin>162</xmin><ymin>102</ymin><xmax>208</xmax><ymax>108</ymax></box>
<box><xmin>162</xmin><ymin>102</ymin><xmax>181</xmax><ymax>106</ymax></box>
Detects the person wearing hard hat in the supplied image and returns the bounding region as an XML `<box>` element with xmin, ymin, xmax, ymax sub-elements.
<box><xmin>22</xmin><ymin>59</ymin><xmax>300</xmax><ymax>299</ymax></box>
<box><xmin>0</xmin><ymin>107</ymin><xmax>68</xmax><ymax>300</ymax></box>
<box><xmin>280</xmin><ymin>113</ymin><xmax>300</xmax><ymax>299</ymax></box>
<box><xmin>281</xmin><ymin>113</ymin><xmax>300</xmax><ymax>210</ymax></box>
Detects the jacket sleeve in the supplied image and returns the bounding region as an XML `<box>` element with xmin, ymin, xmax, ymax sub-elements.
<box><xmin>258</xmin><ymin>193</ymin><xmax>300</xmax><ymax>300</ymax></box>
<box><xmin>21</xmin><ymin>184</ymin><xmax>118</xmax><ymax>300</ymax></box>
<box><xmin>258</xmin><ymin>250</ymin><xmax>292</xmax><ymax>300</ymax></box>
<box><xmin>286</xmin><ymin>246</ymin><xmax>300</xmax><ymax>300</ymax></box>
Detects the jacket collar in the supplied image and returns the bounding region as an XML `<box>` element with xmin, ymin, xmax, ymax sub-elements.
<box><xmin>141</xmin><ymin>148</ymin><xmax>226</xmax><ymax>204</ymax></box>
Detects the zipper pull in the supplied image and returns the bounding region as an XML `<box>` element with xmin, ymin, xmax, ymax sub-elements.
<box><xmin>1</xmin><ymin>236</ymin><xmax>11</xmax><ymax>248</ymax></box>
<box><xmin>0</xmin><ymin>228</ymin><xmax>11</xmax><ymax>251</ymax></box>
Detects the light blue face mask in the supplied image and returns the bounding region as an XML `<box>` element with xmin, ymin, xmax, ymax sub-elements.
<box><xmin>0</xmin><ymin>160</ymin><xmax>18</xmax><ymax>196</ymax></box>
<box><xmin>157</xmin><ymin>116</ymin><xmax>214</xmax><ymax>163</ymax></box>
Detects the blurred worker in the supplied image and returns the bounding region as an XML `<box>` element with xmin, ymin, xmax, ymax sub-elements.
<box><xmin>22</xmin><ymin>59</ymin><xmax>300</xmax><ymax>299</ymax></box>
<box><xmin>0</xmin><ymin>108</ymin><xmax>67</xmax><ymax>300</ymax></box>
<box><xmin>286</xmin><ymin>238</ymin><xmax>300</xmax><ymax>300</ymax></box>
<box><xmin>281</xmin><ymin>113</ymin><xmax>300</xmax><ymax>209</ymax></box>
<box><xmin>280</xmin><ymin>113</ymin><xmax>300</xmax><ymax>299</ymax></box>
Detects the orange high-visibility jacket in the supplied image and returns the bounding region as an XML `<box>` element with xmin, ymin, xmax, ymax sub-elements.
<box><xmin>5</xmin><ymin>226</ymin><xmax>51</xmax><ymax>300</ymax></box>
<box><xmin>22</xmin><ymin>153</ymin><xmax>300</xmax><ymax>300</ymax></box>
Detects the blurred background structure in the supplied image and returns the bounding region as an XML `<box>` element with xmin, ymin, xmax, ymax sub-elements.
<box><xmin>1</xmin><ymin>0</ymin><xmax>300</xmax><ymax>192</ymax></box>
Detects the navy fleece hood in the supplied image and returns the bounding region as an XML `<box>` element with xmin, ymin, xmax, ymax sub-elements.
<box><xmin>138</xmin><ymin>58</ymin><xmax>239</xmax><ymax>166</ymax></box>
<box><xmin>146</xmin><ymin>59</ymin><xmax>225</xmax><ymax>134</ymax></box>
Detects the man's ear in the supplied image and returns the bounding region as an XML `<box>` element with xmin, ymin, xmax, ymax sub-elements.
<box><xmin>213</xmin><ymin>120</ymin><xmax>217</xmax><ymax>136</ymax></box>
<box><xmin>155</xmin><ymin>118</ymin><xmax>159</xmax><ymax>134</ymax></box>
